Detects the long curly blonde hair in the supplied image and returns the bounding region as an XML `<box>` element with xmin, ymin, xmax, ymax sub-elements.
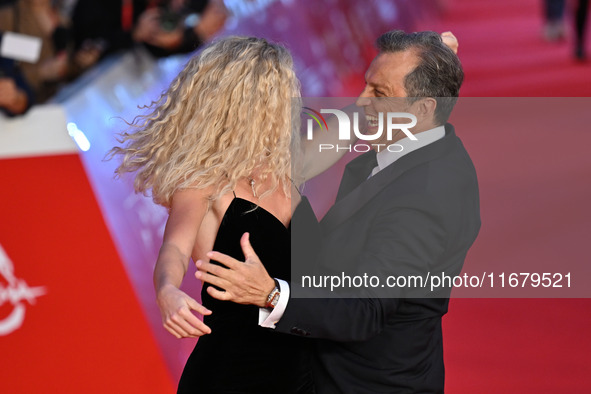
<box><xmin>109</xmin><ymin>36</ymin><xmax>301</xmax><ymax>208</ymax></box>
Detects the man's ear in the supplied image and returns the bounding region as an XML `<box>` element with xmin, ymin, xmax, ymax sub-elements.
<box><xmin>414</xmin><ymin>98</ymin><xmax>437</xmax><ymax>122</ymax></box>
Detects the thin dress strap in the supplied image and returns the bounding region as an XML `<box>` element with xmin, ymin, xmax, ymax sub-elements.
<box><xmin>290</xmin><ymin>178</ymin><xmax>302</xmax><ymax>197</ymax></box>
<box><xmin>232</xmin><ymin>190</ymin><xmax>236</xmax><ymax>198</ymax></box>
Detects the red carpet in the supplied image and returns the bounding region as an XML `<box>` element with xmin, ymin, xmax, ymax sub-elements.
<box><xmin>439</xmin><ymin>0</ymin><xmax>591</xmax><ymax>97</ymax></box>
<box><xmin>419</xmin><ymin>0</ymin><xmax>591</xmax><ymax>392</ymax></box>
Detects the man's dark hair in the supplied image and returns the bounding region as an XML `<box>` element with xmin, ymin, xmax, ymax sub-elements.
<box><xmin>375</xmin><ymin>30</ymin><xmax>464</xmax><ymax>125</ymax></box>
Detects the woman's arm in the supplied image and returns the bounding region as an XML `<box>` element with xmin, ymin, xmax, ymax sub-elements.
<box><xmin>154</xmin><ymin>188</ymin><xmax>213</xmax><ymax>338</ymax></box>
<box><xmin>298</xmin><ymin>103</ymin><xmax>359</xmax><ymax>182</ymax></box>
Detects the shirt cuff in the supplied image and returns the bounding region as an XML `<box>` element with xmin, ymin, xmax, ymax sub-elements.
<box><xmin>258</xmin><ymin>278</ymin><xmax>290</xmax><ymax>328</ymax></box>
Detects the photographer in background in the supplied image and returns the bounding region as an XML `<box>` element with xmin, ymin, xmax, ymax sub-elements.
<box><xmin>0</xmin><ymin>0</ymin><xmax>69</xmax><ymax>102</ymax></box>
<box><xmin>71</xmin><ymin>0</ymin><xmax>227</xmax><ymax>72</ymax></box>
<box><xmin>133</xmin><ymin>0</ymin><xmax>227</xmax><ymax>57</ymax></box>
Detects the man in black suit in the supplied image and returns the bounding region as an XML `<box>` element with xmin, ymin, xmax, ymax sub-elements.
<box><xmin>197</xmin><ymin>30</ymin><xmax>480</xmax><ymax>393</ymax></box>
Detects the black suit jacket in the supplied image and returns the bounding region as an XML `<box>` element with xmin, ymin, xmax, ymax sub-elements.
<box><xmin>278</xmin><ymin>124</ymin><xmax>481</xmax><ymax>393</ymax></box>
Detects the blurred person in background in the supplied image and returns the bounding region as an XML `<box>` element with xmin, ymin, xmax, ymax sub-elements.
<box><xmin>541</xmin><ymin>0</ymin><xmax>589</xmax><ymax>60</ymax></box>
<box><xmin>132</xmin><ymin>0</ymin><xmax>227</xmax><ymax>56</ymax></box>
<box><xmin>574</xmin><ymin>0</ymin><xmax>588</xmax><ymax>60</ymax></box>
<box><xmin>0</xmin><ymin>56</ymin><xmax>33</xmax><ymax>115</ymax></box>
<box><xmin>0</xmin><ymin>0</ymin><xmax>70</xmax><ymax>102</ymax></box>
<box><xmin>70</xmin><ymin>0</ymin><xmax>227</xmax><ymax>72</ymax></box>
<box><xmin>543</xmin><ymin>0</ymin><xmax>566</xmax><ymax>41</ymax></box>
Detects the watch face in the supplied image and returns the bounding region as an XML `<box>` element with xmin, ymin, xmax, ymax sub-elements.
<box><xmin>271</xmin><ymin>291</ymin><xmax>280</xmax><ymax>307</ymax></box>
<box><xmin>266</xmin><ymin>287</ymin><xmax>280</xmax><ymax>308</ymax></box>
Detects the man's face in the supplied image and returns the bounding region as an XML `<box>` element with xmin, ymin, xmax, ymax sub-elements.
<box><xmin>355</xmin><ymin>50</ymin><xmax>421</xmax><ymax>146</ymax></box>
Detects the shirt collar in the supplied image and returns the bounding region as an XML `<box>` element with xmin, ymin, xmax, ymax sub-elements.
<box><xmin>375</xmin><ymin>125</ymin><xmax>446</xmax><ymax>173</ymax></box>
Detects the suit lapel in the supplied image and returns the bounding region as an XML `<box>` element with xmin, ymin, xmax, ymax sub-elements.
<box><xmin>320</xmin><ymin>124</ymin><xmax>458</xmax><ymax>232</ymax></box>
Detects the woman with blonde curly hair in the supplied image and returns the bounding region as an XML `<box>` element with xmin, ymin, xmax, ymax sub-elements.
<box><xmin>110</xmin><ymin>36</ymin><xmax>314</xmax><ymax>393</ymax></box>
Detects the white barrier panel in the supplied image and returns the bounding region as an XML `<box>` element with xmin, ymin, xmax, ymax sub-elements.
<box><xmin>0</xmin><ymin>105</ymin><xmax>75</xmax><ymax>159</ymax></box>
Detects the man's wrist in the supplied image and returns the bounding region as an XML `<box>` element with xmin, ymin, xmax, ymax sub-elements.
<box><xmin>264</xmin><ymin>279</ymin><xmax>281</xmax><ymax>309</ymax></box>
<box><xmin>259</xmin><ymin>279</ymin><xmax>289</xmax><ymax>328</ymax></box>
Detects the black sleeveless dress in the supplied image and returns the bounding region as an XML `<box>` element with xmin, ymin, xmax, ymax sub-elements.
<box><xmin>177</xmin><ymin>197</ymin><xmax>315</xmax><ymax>394</ymax></box>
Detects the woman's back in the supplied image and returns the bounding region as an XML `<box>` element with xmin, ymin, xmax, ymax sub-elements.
<box><xmin>178</xmin><ymin>194</ymin><xmax>314</xmax><ymax>393</ymax></box>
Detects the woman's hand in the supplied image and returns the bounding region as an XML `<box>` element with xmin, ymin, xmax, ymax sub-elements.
<box><xmin>156</xmin><ymin>283</ymin><xmax>212</xmax><ymax>338</ymax></box>
<box><xmin>441</xmin><ymin>31</ymin><xmax>459</xmax><ymax>54</ymax></box>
